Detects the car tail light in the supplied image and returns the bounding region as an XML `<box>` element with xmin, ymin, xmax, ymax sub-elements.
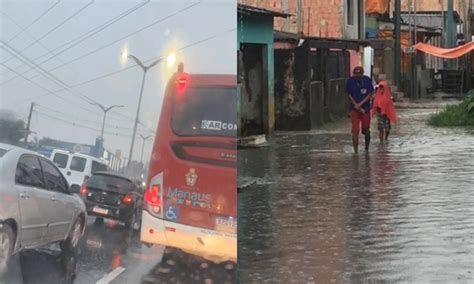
<box><xmin>80</xmin><ymin>186</ymin><xmax>89</xmax><ymax>196</ymax></box>
<box><xmin>122</xmin><ymin>193</ymin><xmax>134</xmax><ymax>205</ymax></box>
<box><xmin>80</xmin><ymin>175</ymin><xmax>89</xmax><ymax>196</ymax></box>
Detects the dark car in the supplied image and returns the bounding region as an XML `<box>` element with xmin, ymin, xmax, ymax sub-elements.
<box><xmin>79</xmin><ymin>172</ymin><xmax>142</xmax><ymax>230</ymax></box>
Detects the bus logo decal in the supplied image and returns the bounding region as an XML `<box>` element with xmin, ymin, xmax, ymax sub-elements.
<box><xmin>168</xmin><ymin>188</ymin><xmax>211</xmax><ymax>208</ymax></box>
<box><xmin>186</xmin><ymin>168</ymin><xmax>198</xmax><ymax>187</ymax></box>
<box><xmin>201</xmin><ymin>120</ymin><xmax>237</xmax><ymax>131</ymax></box>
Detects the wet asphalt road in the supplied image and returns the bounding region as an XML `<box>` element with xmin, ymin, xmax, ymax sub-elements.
<box><xmin>2</xmin><ymin>217</ymin><xmax>235</xmax><ymax>283</ymax></box>
<box><xmin>238</xmin><ymin>108</ymin><xmax>474</xmax><ymax>283</ymax></box>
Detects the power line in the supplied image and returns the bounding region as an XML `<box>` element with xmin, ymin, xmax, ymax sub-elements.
<box><xmin>15</xmin><ymin>26</ymin><xmax>235</xmax><ymax>107</ymax></box>
<box><xmin>0</xmin><ymin>60</ymin><xmax>101</xmax><ymax>116</ymax></box>
<box><xmin>35</xmin><ymin>110</ymin><xmax>133</xmax><ymax>138</ymax></box>
<box><xmin>1</xmin><ymin>1</ymin><xmax>200</xmax><ymax>124</ymax></box>
<box><xmin>0</xmin><ymin>0</ymin><xmax>95</xmax><ymax>66</ymax></box>
<box><xmin>35</xmin><ymin>103</ymin><xmax>156</xmax><ymax>135</ymax></box>
<box><xmin>1</xmin><ymin>40</ymin><xmax>136</xmax><ymax>122</ymax></box>
<box><xmin>0</xmin><ymin>0</ymin><xmax>150</xmax><ymax>82</ymax></box>
<box><xmin>70</xmin><ymin>27</ymin><xmax>236</xmax><ymax>89</ymax></box>
<box><xmin>35</xmin><ymin>103</ymin><xmax>147</xmax><ymax>131</ymax></box>
<box><xmin>12</xmin><ymin>27</ymin><xmax>234</xmax><ymax>128</ymax></box>
<box><xmin>2</xmin><ymin>0</ymin><xmax>62</xmax><ymax>44</ymax></box>
<box><xmin>14</xmin><ymin>0</ymin><xmax>202</xmax><ymax>84</ymax></box>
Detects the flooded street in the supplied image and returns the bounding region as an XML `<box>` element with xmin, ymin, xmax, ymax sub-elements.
<box><xmin>2</xmin><ymin>218</ymin><xmax>235</xmax><ymax>283</ymax></box>
<box><xmin>238</xmin><ymin>108</ymin><xmax>474</xmax><ymax>283</ymax></box>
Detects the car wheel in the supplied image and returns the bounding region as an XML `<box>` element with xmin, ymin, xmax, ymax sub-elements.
<box><xmin>0</xmin><ymin>224</ymin><xmax>14</xmax><ymax>276</ymax></box>
<box><xmin>60</xmin><ymin>217</ymin><xmax>83</xmax><ymax>253</ymax></box>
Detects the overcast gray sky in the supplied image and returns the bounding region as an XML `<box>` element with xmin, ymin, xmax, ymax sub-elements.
<box><xmin>0</xmin><ymin>0</ymin><xmax>236</xmax><ymax>162</ymax></box>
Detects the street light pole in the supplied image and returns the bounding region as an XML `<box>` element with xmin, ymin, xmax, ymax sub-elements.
<box><xmin>139</xmin><ymin>134</ymin><xmax>152</xmax><ymax>164</ymax></box>
<box><xmin>91</xmin><ymin>103</ymin><xmax>124</xmax><ymax>139</ymax></box>
<box><xmin>126</xmin><ymin>54</ymin><xmax>163</xmax><ymax>171</ymax></box>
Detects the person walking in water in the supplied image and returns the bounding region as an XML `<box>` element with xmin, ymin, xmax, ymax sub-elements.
<box><xmin>346</xmin><ymin>66</ymin><xmax>374</xmax><ymax>153</ymax></box>
<box><xmin>372</xmin><ymin>80</ymin><xmax>397</xmax><ymax>142</ymax></box>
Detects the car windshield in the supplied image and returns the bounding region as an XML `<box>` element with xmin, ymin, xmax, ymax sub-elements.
<box><xmin>0</xmin><ymin>148</ymin><xmax>7</xmax><ymax>158</ymax></box>
<box><xmin>87</xmin><ymin>174</ymin><xmax>133</xmax><ymax>194</ymax></box>
<box><xmin>172</xmin><ymin>86</ymin><xmax>236</xmax><ymax>137</ymax></box>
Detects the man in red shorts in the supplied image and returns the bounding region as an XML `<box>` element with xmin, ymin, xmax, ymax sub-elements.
<box><xmin>345</xmin><ymin>66</ymin><xmax>374</xmax><ymax>153</ymax></box>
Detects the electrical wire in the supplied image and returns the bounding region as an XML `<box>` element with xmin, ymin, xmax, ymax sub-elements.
<box><xmin>35</xmin><ymin>110</ymin><xmax>133</xmax><ymax>138</ymax></box>
<box><xmin>14</xmin><ymin>27</ymin><xmax>235</xmax><ymax>116</ymax></box>
<box><xmin>1</xmin><ymin>0</ymin><xmax>95</xmax><ymax>65</ymax></box>
<box><xmin>0</xmin><ymin>0</ymin><xmax>150</xmax><ymax>81</ymax></box>
<box><xmin>2</xmin><ymin>0</ymin><xmax>62</xmax><ymax>44</ymax></box>
<box><xmin>22</xmin><ymin>1</ymin><xmax>202</xmax><ymax>83</ymax></box>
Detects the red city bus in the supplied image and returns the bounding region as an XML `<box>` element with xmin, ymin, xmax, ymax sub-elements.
<box><xmin>140</xmin><ymin>64</ymin><xmax>237</xmax><ymax>263</ymax></box>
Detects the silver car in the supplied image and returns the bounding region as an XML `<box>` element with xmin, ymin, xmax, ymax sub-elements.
<box><xmin>0</xmin><ymin>143</ymin><xmax>86</xmax><ymax>273</ymax></box>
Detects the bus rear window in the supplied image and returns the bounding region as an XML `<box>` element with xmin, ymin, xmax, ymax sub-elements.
<box><xmin>172</xmin><ymin>87</ymin><xmax>236</xmax><ymax>137</ymax></box>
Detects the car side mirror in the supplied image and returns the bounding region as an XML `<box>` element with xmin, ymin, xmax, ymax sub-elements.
<box><xmin>70</xmin><ymin>184</ymin><xmax>80</xmax><ymax>194</ymax></box>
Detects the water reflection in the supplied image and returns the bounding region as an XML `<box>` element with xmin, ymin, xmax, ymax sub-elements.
<box><xmin>238</xmin><ymin>109</ymin><xmax>474</xmax><ymax>283</ymax></box>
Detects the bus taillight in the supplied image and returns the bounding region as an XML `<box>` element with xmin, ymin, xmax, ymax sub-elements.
<box><xmin>145</xmin><ymin>184</ymin><xmax>162</xmax><ymax>216</ymax></box>
<box><xmin>176</xmin><ymin>73</ymin><xmax>189</xmax><ymax>94</ymax></box>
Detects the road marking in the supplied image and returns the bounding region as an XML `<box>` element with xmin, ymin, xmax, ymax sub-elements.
<box><xmin>96</xmin><ymin>266</ymin><xmax>126</xmax><ymax>284</ymax></box>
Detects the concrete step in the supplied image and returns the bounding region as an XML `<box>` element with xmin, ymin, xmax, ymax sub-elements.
<box><xmin>392</xmin><ymin>91</ymin><xmax>405</xmax><ymax>101</ymax></box>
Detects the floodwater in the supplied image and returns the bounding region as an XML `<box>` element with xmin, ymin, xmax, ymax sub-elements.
<box><xmin>238</xmin><ymin>108</ymin><xmax>474</xmax><ymax>283</ymax></box>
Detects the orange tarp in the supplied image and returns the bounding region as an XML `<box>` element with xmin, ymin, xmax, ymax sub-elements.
<box><xmin>413</xmin><ymin>42</ymin><xmax>474</xmax><ymax>59</ymax></box>
<box><xmin>366</xmin><ymin>0</ymin><xmax>390</xmax><ymax>14</ymax></box>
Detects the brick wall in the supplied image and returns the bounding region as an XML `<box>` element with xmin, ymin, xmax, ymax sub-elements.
<box><xmin>239</xmin><ymin>0</ymin><xmax>344</xmax><ymax>38</ymax></box>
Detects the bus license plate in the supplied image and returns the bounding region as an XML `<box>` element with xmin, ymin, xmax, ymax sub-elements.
<box><xmin>92</xmin><ymin>207</ymin><xmax>108</xmax><ymax>215</ymax></box>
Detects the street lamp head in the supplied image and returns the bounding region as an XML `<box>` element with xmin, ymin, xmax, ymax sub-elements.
<box><xmin>167</xmin><ymin>53</ymin><xmax>177</xmax><ymax>68</ymax></box>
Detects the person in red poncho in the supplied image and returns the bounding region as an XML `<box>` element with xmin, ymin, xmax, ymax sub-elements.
<box><xmin>372</xmin><ymin>80</ymin><xmax>397</xmax><ymax>142</ymax></box>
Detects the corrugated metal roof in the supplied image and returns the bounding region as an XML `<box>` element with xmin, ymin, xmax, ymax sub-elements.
<box><xmin>400</xmin><ymin>11</ymin><xmax>462</xmax><ymax>28</ymax></box>
<box><xmin>238</xmin><ymin>4</ymin><xmax>291</xmax><ymax>18</ymax></box>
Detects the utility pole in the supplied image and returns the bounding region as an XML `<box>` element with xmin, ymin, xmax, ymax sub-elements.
<box><xmin>90</xmin><ymin>103</ymin><xmax>124</xmax><ymax>139</ymax></box>
<box><xmin>139</xmin><ymin>134</ymin><xmax>151</xmax><ymax>164</ymax></box>
<box><xmin>413</xmin><ymin>0</ymin><xmax>418</xmax><ymax>99</ymax></box>
<box><xmin>394</xmin><ymin>0</ymin><xmax>401</xmax><ymax>86</ymax></box>
<box><xmin>125</xmin><ymin>54</ymin><xmax>163</xmax><ymax>172</ymax></box>
<box><xmin>448</xmin><ymin>0</ymin><xmax>455</xmax><ymax>68</ymax></box>
<box><xmin>24</xmin><ymin>102</ymin><xmax>35</xmax><ymax>144</ymax></box>
<box><xmin>296</xmin><ymin>0</ymin><xmax>302</xmax><ymax>35</ymax></box>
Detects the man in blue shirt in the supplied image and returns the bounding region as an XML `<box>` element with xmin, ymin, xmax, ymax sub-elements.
<box><xmin>346</xmin><ymin>66</ymin><xmax>374</xmax><ymax>153</ymax></box>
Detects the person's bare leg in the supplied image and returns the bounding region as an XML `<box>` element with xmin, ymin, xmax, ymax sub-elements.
<box><xmin>385</xmin><ymin>130</ymin><xmax>390</xmax><ymax>141</ymax></box>
<box><xmin>363</xmin><ymin>128</ymin><xmax>370</xmax><ymax>151</ymax></box>
<box><xmin>379</xmin><ymin>130</ymin><xmax>384</xmax><ymax>142</ymax></box>
<box><xmin>352</xmin><ymin>134</ymin><xmax>359</xmax><ymax>154</ymax></box>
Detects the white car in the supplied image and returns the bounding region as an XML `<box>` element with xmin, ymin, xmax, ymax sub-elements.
<box><xmin>50</xmin><ymin>149</ymin><xmax>108</xmax><ymax>188</ymax></box>
<box><xmin>0</xmin><ymin>143</ymin><xmax>86</xmax><ymax>274</ymax></box>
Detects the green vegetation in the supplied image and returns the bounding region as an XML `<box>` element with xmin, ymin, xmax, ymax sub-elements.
<box><xmin>0</xmin><ymin>118</ymin><xmax>26</xmax><ymax>146</ymax></box>
<box><xmin>428</xmin><ymin>91</ymin><xmax>474</xmax><ymax>127</ymax></box>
